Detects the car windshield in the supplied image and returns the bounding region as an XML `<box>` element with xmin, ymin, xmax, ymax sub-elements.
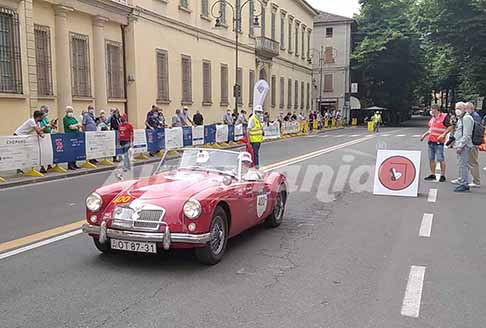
<box><xmin>154</xmin><ymin>148</ymin><xmax>240</xmax><ymax>177</ymax></box>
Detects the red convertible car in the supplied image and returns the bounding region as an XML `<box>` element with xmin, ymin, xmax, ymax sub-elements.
<box><xmin>82</xmin><ymin>148</ymin><xmax>287</xmax><ymax>264</ymax></box>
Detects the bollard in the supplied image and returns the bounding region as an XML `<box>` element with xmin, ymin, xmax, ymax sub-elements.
<box><xmin>368</xmin><ymin>121</ymin><xmax>374</xmax><ymax>132</ymax></box>
<box><xmin>331</xmin><ymin>119</ymin><xmax>336</xmax><ymax>128</ymax></box>
<box><xmin>352</xmin><ymin>118</ymin><xmax>358</xmax><ymax>126</ymax></box>
<box><xmin>324</xmin><ymin>119</ymin><xmax>329</xmax><ymax>128</ymax></box>
<box><xmin>0</xmin><ymin>176</ymin><xmax>6</xmax><ymax>182</ymax></box>
<box><xmin>134</xmin><ymin>153</ymin><xmax>150</xmax><ymax>161</ymax></box>
<box><xmin>313</xmin><ymin>120</ymin><xmax>318</xmax><ymax>130</ymax></box>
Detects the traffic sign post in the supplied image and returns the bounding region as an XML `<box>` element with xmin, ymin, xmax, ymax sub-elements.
<box><xmin>373</xmin><ymin>150</ymin><xmax>421</xmax><ymax>197</ymax></box>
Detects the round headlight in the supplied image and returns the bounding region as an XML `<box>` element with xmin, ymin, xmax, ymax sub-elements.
<box><xmin>86</xmin><ymin>193</ymin><xmax>103</xmax><ymax>212</ymax></box>
<box><xmin>183</xmin><ymin>199</ymin><xmax>202</xmax><ymax>220</ymax></box>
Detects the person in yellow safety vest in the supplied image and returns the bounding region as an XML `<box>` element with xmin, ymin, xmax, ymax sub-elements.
<box><xmin>248</xmin><ymin>105</ymin><xmax>264</xmax><ymax>168</ymax></box>
<box><xmin>372</xmin><ymin>111</ymin><xmax>383</xmax><ymax>132</ymax></box>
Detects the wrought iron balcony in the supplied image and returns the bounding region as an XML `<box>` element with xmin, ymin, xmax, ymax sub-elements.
<box><xmin>255</xmin><ymin>36</ymin><xmax>280</xmax><ymax>59</ymax></box>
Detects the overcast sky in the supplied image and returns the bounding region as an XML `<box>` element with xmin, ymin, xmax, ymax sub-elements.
<box><xmin>307</xmin><ymin>0</ymin><xmax>360</xmax><ymax>18</ymax></box>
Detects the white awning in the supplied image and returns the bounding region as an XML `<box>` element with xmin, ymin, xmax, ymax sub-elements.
<box><xmin>350</xmin><ymin>96</ymin><xmax>361</xmax><ymax>110</ymax></box>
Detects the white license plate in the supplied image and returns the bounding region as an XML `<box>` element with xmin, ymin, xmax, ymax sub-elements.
<box><xmin>110</xmin><ymin>239</ymin><xmax>157</xmax><ymax>254</ymax></box>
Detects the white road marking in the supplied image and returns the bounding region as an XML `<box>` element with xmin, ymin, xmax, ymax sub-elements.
<box><xmin>427</xmin><ymin>189</ymin><xmax>438</xmax><ymax>202</ymax></box>
<box><xmin>333</xmin><ymin>135</ymin><xmax>345</xmax><ymax>138</ymax></box>
<box><xmin>401</xmin><ymin>266</ymin><xmax>426</xmax><ymax>318</ymax></box>
<box><xmin>413</xmin><ymin>134</ymin><xmax>422</xmax><ymax>137</ymax></box>
<box><xmin>396</xmin><ymin>134</ymin><xmax>407</xmax><ymax>137</ymax></box>
<box><xmin>350</xmin><ymin>134</ymin><xmax>361</xmax><ymax>137</ymax></box>
<box><xmin>0</xmin><ymin>229</ymin><xmax>82</xmax><ymax>261</ymax></box>
<box><xmin>419</xmin><ymin>213</ymin><xmax>434</xmax><ymax>237</ymax></box>
<box><xmin>381</xmin><ymin>134</ymin><xmax>391</xmax><ymax>137</ymax></box>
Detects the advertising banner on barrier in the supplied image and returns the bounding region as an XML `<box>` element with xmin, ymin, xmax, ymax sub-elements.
<box><xmin>234</xmin><ymin>124</ymin><xmax>244</xmax><ymax>141</ymax></box>
<box><xmin>35</xmin><ymin>134</ymin><xmax>53</xmax><ymax>166</ymax></box>
<box><xmin>204</xmin><ymin>124</ymin><xmax>216</xmax><ymax>144</ymax></box>
<box><xmin>132</xmin><ymin>129</ymin><xmax>148</xmax><ymax>155</ymax></box>
<box><xmin>182</xmin><ymin>127</ymin><xmax>193</xmax><ymax>147</ymax></box>
<box><xmin>146</xmin><ymin>128</ymin><xmax>165</xmax><ymax>153</ymax></box>
<box><xmin>192</xmin><ymin>126</ymin><xmax>204</xmax><ymax>145</ymax></box>
<box><xmin>165</xmin><ymin>127</ymin><xmax>183</xmax><ymax>150</ymax></box>
<box><xmin>85</xmin><ymin>131</ymin><xmax>116</xmax><ymax>160</ymax></box>
<box><xmin>0</xmin><ymin>136</ymin><xmax>38</xmax><ymax>171</ymax></box>
<box><xmin>51</xmin><ymin>133</ymin><xmax>86</xmax><ymax>164</ymax></box>
<box><xmin>263</xmin><ymin>122</ymin><xmax>281</xmax><ymax>140</ymax></box>
<box><xmin>216</xmin><ymin>125</ymin><xmax>229</xmax><ymax>143</ymax></box>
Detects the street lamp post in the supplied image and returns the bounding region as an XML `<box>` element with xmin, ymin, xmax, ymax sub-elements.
<box><xmin>309</xmin><ymin>47</ymin><xmax>324</xmax><ymax>113</ymax></box>
<box><xmin>211</xmin><ymin>0</ymin><xmax>263</xmax><ymax>116</ymax></box>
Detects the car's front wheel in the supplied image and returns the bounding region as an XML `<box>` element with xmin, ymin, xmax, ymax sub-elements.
<box><xmin>265</xmin><ymin>185</ymin><xmax>287</xmax><ymax>228</ymax></box>
<box><xmin>195</xmin><ymin>207</ymin><xmax>228</xmax><ymax>265</ymax></box>
<box><xmin>93</xmin><ymin>237</ymin><xmax>112</xmax><ymax>254</ymax></box>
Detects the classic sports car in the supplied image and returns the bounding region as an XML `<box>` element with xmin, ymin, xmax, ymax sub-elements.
<box><xmin>82</xmin><ymin>148</ymin><xmax>287</xmax><ymax>265</ymax></box>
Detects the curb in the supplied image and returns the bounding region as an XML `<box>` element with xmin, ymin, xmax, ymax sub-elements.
<box><xmin>0</xmin><ymin>127</ymin><xmax>346</xmax><ymax>189</ymax></box>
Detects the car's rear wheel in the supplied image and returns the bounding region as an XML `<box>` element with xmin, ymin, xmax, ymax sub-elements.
<box><xmin>265</xmin><ymin>185</ymin><xmax>286</xmax><ymax>228</ymax></box>
<box><xmin>93</xmin><ymin>237</ymin><xmax>112</xmax><ymax>254</ymax></box>
<box><xmin>195</xmin><ymin>207</ymin><xmax>228</xmax><ymax>265</ymax></box>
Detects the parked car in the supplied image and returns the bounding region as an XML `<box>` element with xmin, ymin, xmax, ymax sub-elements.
<box><xmin>82</xmin><ymin>148</ymin><xmax>287</xmax><ymax>265</ymax></box>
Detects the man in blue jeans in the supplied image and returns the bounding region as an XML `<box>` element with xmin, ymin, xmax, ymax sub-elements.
<box><xmin>452</xmin><ymin>102</ymin><xmax>475</xmax><ymax>192</ymax></box>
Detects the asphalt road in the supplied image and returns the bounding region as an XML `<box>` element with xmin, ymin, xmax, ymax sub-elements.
<box><xmin>1</xmin><ymin>117</ymin><xmax>485</xmax><ymax>328</ymax></box>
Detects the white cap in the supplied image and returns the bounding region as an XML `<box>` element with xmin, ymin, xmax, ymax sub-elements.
<box><xmin>254</xmin><ymin>105</ymin><xmax>263</xmax><ymax>113</ymax></box>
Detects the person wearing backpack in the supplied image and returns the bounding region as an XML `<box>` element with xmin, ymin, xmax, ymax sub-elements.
<box><xmin>452</xmin><ymin>102</ymin><xmax>475</xmax><ymax>192</ymax></box>
<box><xmin>465</xmin><ymin>102</ymin><xmax>483</xmax><ymax>187</ymax></box>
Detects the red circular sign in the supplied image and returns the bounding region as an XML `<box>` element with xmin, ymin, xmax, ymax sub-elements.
<box><xmin>378</xmin><ymin>156</ymin><xmax>416</xmax><ymax>191</ymax></box>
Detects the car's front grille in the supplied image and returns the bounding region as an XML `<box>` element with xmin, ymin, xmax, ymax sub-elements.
<box><xmin>133</xmin><ymin>210</ymin><xmax>165</xmax><ymax>229</ymax></box>
<box><xmin>111</xmin><ymin>204</ymin><xmax>165</xmax><ymax>232</ymax></box>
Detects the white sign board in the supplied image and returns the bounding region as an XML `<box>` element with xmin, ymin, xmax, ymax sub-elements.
<box><xmin>192</xmin><ymin>126</ymin><xmax>204</xmax><ymax>145</ymax></box>
<box><xmin>264</xmin><ymin>121</ymin><xmax>281</xmax><ymax>140</ymax></box>
<box><xmin>373</xmin><ymin>150</ymin><xmax>421</xmax><ymax>197</ymax></box>
<box><xmin>234</xmin><ymin>124</ymin><xmax>244</xmax><ymax>141</ymax></box>
<box><xmin>476</xmin><ymin>96</ymin><xmax>484</xmax><ymax>110</ymax></box>
<box><xmin>132</xmin><ymin>129</ymin><xmax>147</xmax><ymax>155</ymax></box>
<box><xmin>33</xmin><ymin>134</ymin><xmax>53</xmax><ymax>166</ymax></box>
<box><xmin>351</xmin><ymin>83</ymin><xmax>358</xmax><ymax>94</ymax></box>
<box><xmin>0</xmin><ymin>136</ymin><xmax>39</xmax><ymax>171</ymax></box>
<box><xmin>85</xmin><ymin>131</ymin><xmax>116</xmax><ymax>160</ymax></box>
<box><xmin>165</xmin><ymin>127</ymin><xmax>183</xmax><ymax>150</ymax></box>
<box><xmin>216</xmin><ymin>125</ymin><xmax>229</xmax><ymax>143</ymax></box>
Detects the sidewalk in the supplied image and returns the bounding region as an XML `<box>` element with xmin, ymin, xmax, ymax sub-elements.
<box><xmin>0</xmin><ymin>126</ymin><xmax>346</xmax><ymax>189</ymax></box>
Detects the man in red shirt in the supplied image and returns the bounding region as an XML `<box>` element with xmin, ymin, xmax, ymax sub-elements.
<box><xmin>118</xmin><ymin>113</ymin><xmax>134</xmax><ymax>171</ymax></box>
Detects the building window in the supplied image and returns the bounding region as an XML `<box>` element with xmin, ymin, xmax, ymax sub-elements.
<box><xmin>288</xmin><ymin>19</ymin><xmax>293</xmax><ymax>53</ymax></box>
<box><xmin>271</xmin><ymin>11</ymin><xmax>276</xmax><ymax>40</ymax></box>
<box><xmin>249</xmin><ymin>0</ymin><xmax>254</xmax><ymax>35</ymax></box>
<box><xmin>249</xmin><ymin>70</ymin><xmax>255</xmax><ymax>106</ymax></box>
<box><xmin>287</xmin><ymin>78</ymin><xmax>292</xmax><ymax>109</ymax></box>
<box><xmin>180</xmin><ymin>0</ymin><xmax>189</xmax><ymax>9</ymax></box>
<box><xmin>271</xmin><ymin>75</ymin><xmax>276</xmax><ymax>108</ymax></box>
<box><xmin>34</xmin><ymin>25</ymin><xmax>53</xmax><ymax>96</ymax></box>
<box><xmin>279</xmin><ymin>77</ymin><xmax>285</xmax><ymax>108</ymax></box>
<box><xmin>70</xmin><ymin>33</ymin><xmax>91</xmax><ymax>97</ymax></box>
<box><xmin>202</xmin><ymin>60</ymin><xmax>212</xmax><ymax>105</ymax></box>
<box><xmin>306</xmin><ymin>82</ymin><xmax>310</xmax><ymax>109</ymax></box>
<box><xmin>301</xmin><ymin>81</ymin><xmax>304</xmax><ymax>109</ymax></box>
<box><xmin>324</xmin><ymin>47</ymin><xmax>335</xmax><ymax>64</ymax></box>
<box><xmin>236</xmin><ymin>67</ymin><xmax>243</xmax><ymax>104</ymax></box>
<box><xmin>307</xmin><ymin>31</ymin><xmax>311</xmax><ymax>60</ymax></box>
<box><xmin>156</xmin><ymin>49</ymin><xmax>169</xmax><ymax>103</ymax></box>
<box><xmin>294</xmin><ymin>80</ymin><xmax>299</xmax><ymax>109</ymax></box>
<box><xmin>201</xmin><ymin>0</ymin><xmax>209</xmax><ymax>17</ymax></box>
<box><xmin>106</xmin><ymin>41</ymin><xmax>124</xmax><ymax>99</ymax></box>
<box><xmin>0</xmin><ymin>8</ymin><xmax>22</xmax><ymax>94</ymax></box>
<box><xmin>326</xmin><ymin>27</ymin><xmax>333</xmax><ymax>38</ymax></box>
<box><xmin>219</xmin><ymin>1</ymin><xmax>226</xmax><ymax>25</ymax></box>
<box><xmin>295</xmin><ymin>24</ymin><xmax>299</xmax><ymax>56</ymax></box>
<box><xmin>280</xmin><ymin>16</ymin><xmax>285</xmax><ymax>50</ymax></box>
<box><xmin>260</xmin><ymin>5</ymin><xmax>266</xmax><ymax>37</ymax></box>
<box><xmin>301</xmin><ymin>28</ymin><xmax>305</xmax><ymax>59</ymax></box>
<box><xmin>221</xmin><ymin>64</ymin><xmax>229</xmax><ymax>106</ymax></box>
<box><xmin>181</xmin><ymin>54</ymin><xmax>192</xmax><ymax>104</ymax></box>
<box><xmin>324</xmin><ymin>74</ymin><xmax>333</xmax><ymax>92</ymax></box>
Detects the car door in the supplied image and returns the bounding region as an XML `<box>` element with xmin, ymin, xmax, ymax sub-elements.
<box><xmin>241</xmin><ymin>170</ymin><xmax>270</xmax><ymax>225</ymax></box>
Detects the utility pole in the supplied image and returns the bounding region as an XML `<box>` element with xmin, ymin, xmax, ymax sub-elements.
<box><xmin>319</xmin><ymin>45</ymin><xmax>323</xmax><ymax>114</ymax></box>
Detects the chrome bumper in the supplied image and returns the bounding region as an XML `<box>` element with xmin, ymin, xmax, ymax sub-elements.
<box><xmin>82</xmin><ymin>222</ymin><xmax>211</xmax><ymax>250</ymax></box>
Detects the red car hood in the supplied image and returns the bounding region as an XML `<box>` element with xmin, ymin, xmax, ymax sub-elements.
<box><xmin>124</xmin><ymin>171</ymin><xmax>223</xmax><ymax>201</ymax></box>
